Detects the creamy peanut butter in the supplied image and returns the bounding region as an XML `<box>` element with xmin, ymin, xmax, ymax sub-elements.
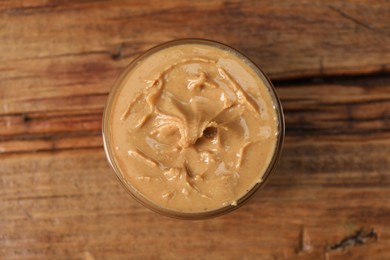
<box><xmin>104</xmin><ymin>40</ymin><xmax>282</xmax><ymax>215</ymax></box>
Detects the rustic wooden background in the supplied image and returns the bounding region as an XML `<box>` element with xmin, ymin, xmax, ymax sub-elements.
<box><xmin>1</xmin><ymin>0</ymin><xmax>389</xmax><ymax>259</ymax></box>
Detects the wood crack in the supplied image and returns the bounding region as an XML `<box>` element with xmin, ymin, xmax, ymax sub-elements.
<box><xmin>0</xmin><ymin>145</ymin><xmax>102</xmax><ymax>156</ymax></box>
<box><xmin>326</xmin><ymin>229</ymin><xmax>378</xmax><ymax>252</ymax></box>
<box><xmin>328</xmin><ymin>5</ymin><xmax>375</xmax><ymax>31</ymax></box>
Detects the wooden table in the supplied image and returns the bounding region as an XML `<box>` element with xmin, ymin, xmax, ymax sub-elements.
<box><xmin>1</xmin><ymin>1</ymin><xmax>389</xmax><ymax>259</ymax></box>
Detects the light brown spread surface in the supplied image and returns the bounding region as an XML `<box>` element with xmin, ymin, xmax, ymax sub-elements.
<box><xmin>108</xmin><ymin>43</ymin><xmax>279</xmax><ymax>213</ymax></box>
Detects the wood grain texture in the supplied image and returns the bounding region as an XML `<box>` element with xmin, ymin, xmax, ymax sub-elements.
<box><xmin>1</xmin><ymin>138</ymin><xmax>389</xmax><ymax>259</ymax></box>
<box><xmin>1</xmin><ymin>0</ymin><xmax>390</xmax><ymax>116</ymax></box>
<box><xmin>1</xmin><ymin>0</ymin><xmax>390</xmax><ymax>259</ymax></box>
<box><xmin>1</xmin><ymin>76</ymin><xmax>389</xmax><ymax>154</ymax></box>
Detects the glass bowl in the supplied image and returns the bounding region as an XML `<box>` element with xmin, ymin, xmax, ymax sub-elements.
<box><xmin>102</xmin><ymin>39</ymin><xmax>285</xmax><ymax>219</ymax></box>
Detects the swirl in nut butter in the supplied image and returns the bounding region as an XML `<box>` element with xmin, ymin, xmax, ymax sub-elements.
<box><xmin>109</xmin><ymin>43</ymin><xmax>279</xmax><ymax>213</ymax></box>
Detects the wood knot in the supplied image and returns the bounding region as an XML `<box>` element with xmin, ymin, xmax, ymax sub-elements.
<box><xmin>111</xmin><ymin>44</ymin><xmax>124</xmax><ymax>60</ymax></box>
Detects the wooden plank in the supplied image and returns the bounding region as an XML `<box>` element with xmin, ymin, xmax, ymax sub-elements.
<box><xmin>0</xmin><ymin>77</ymin><xmax>389</xmax><ymax>258</ymax></box>
<box><xmin>1</xmin><ymin>76</ymin><xmax>389</xmax><ymax>154</ymax></box>
<box><xmin>0</xmin><ymin>138</ymin><xmax>388</xmax><ymax>259</ymax></box>
<box><xmin>1</xmin><ymin>0</ymin><xmax>389</xmax><ymax>115</ymax></box>
<box><xmin>277</xmin><ymin>76</ymin><xmax>390</xmax><ymax>137</ymax></box>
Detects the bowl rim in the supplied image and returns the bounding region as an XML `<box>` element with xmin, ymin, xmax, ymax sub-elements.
<box><xmin>102</xmin><ymin>38</ymin><xmax>285</xmax><ymax>219</ymax></box>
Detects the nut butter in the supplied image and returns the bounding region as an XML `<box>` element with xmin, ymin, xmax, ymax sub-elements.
<box><xmin>103</xmin><ymin>39</ymin><xmax>284</xmax><ymax>218</ymax></box>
